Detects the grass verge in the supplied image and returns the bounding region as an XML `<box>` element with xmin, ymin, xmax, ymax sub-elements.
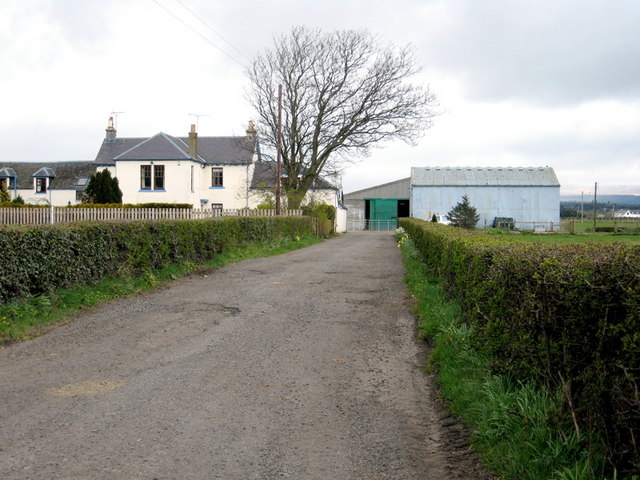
<box><xmin>398</xmin><ymin>232</ymin><xmax>621</xmax><ymax>480</ymax></box>
<box><xmin>0</xmin><ymin>235</ymin><xmax>322</xmax><ymax>344</ymax></box>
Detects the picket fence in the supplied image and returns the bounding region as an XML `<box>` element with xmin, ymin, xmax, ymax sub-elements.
<box><xmin>0</xmin><ymin>207</ymin><xmax>304</xmax><ymax>226</ymax></box>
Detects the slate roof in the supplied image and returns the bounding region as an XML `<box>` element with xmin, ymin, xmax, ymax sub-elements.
<box><xmin>94</xmin><ymin>133</ymin><xmax>258</xmax><ymax>166</ymax></box>
<box><xmin>0</xmin><ymin>162</ymin><xmax>95</xmax><ymax>190</ymax></box>
<box><xmin>411</xmin><ymin>166</ymin><xmax>560</xmax><ymax>187</ymax></box>
<box><xmin>114</xmin><ymin>133</ymin><xmax>192</xmax><ymax>161</ymax></box>
<box><xmin>32</xmin><ymin>167</ymin><xmax>57</xmax><ymax>178</ymax></box>
<box><xmin>250</xmin><ymin>162</ymin><xmax>337</xmax><ymax>190</ymax></box>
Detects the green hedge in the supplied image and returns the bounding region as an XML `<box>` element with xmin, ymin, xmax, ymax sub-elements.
<box><xmin>400</xmin><ymin>218</ymin><xmax>640</xmax><ymax>476</ymax></box>
<box><xmin>1</xmin><ymin>203</ymin><xmax>193</xmax><ymax>209</ymax></box>
<box><xmin>0</xmin><ymin>202</ymin><xmax>48</xmax><ymax>208</ymax></box>
<box><xmin>0</xmin><ymin>216</ymin><xmax>312</xmax><ymax>304</ymax></box>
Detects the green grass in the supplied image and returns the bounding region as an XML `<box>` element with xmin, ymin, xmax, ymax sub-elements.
<box><xmin>398</xmin><ymin>232</ymin><xmax>619</xmax><ymax>480</ymax></box>
<box><xmin>0</xmin><ymin>235</ymin><xmax>322</xmax><ymax>343</ymax></box>
<box><xmin>567</xmin><ymin>219</ymin><xmax>640</xmax><ymax>234</ymax></box>
<box><xmin>485</xmin><ymin>227</ymin><xmax>640</xmax><ymax>245</ymax></box>
<box><xmin>506</xmin><ymin>232</ymin><xmax>640</xmax><ymax>245</ymax></box>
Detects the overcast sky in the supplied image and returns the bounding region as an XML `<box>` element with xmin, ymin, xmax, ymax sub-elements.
<box><xmin>1</xmin><ymin>0</ymin><xmax>639</xmax><ymax>195</ymax></box>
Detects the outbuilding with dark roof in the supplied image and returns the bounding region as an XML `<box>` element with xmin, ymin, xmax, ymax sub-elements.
<box><xmin>0</xmin><ymin>161</ymin><xmax>95</xmax><ymax>205</ymax></box>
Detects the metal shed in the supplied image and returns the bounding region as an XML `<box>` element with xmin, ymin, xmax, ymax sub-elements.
<box><xmin>343</xmin><ymin>178</ymin><xmax>410</xmax><ymax>230</ymax></box>
<box><xmin>410</xmin><ymin>166</ymin><xmax>561</xmax><ymax>230</ymax></box>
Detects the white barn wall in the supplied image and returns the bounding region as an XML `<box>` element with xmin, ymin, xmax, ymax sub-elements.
<box><xmin>411</xmin><ymin>185</ymin><xmax>560</xmax><ymax>228</ymax></box>
<box><xmin>410</xmin><ymin>166</ymin><xmax>561</xmax><ymax>230</ymax></box>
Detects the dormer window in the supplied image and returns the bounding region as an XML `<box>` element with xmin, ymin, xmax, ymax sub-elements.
<box><xmin>35</xmin><ymin>177</ymin><xmax>47</xmax><ymax>193</ymax></box>
<box><xmin>32</xmin><ymin>167</ymin><xmax>55</xmax><ymax>195</ymax></box>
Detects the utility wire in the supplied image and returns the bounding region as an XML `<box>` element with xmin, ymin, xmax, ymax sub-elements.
<box><xmin>174</xmin><ymin>0</ymin><xmax>252</xmax><ymax>64</ymax></box>
<box><xmin>151</xmin><ymin>0</ymin><xmax>249</xmax><ymax>70</ymax></box>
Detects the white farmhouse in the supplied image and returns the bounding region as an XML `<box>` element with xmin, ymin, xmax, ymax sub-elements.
<box><xmin>94</xmin><ymin>119</ymin><xmax>259</xmax><ymax>210</ymax></box>
<box><xmin>614</xmin><ymin>210</ymin><xmax>640</xmax><ymax>219</ymax></box>
<box><xmin>93</xmin><ymin>118</ymin><xmax>340</xmax><ymax>211</ymax></box>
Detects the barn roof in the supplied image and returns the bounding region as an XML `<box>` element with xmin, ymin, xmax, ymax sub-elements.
<box><xmin>411</xmin><ymin>166</ymin><xmax>560</xmax><ymax>187</ymax></box>
<box><xmin>344</xmin><ymin>177</ymin><xmax>410</xmax><ymax>200</ymax></box>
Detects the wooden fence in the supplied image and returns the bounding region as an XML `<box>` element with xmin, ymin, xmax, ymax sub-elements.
<box><xmin>0</xmin><ymin>208</ymin><xmax>304</xmax><ymax>226</ymax></box>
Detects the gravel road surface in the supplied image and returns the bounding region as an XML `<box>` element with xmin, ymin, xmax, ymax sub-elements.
<box><xmin>1</xmin><ymin>232</ymin><xmax>487</xmax><ymax>480</ymax></box>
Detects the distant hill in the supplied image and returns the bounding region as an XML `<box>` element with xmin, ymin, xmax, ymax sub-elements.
<box><xmin>561</xmin><ymin>194</ymin><xmax>640</xmax><ymax>206</ymax></box>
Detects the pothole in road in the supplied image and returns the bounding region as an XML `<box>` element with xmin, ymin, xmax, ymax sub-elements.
<box><xmin>165</xmin><ymin>302</ymin><xmax>241</xmax><ymax>316</ymax></box>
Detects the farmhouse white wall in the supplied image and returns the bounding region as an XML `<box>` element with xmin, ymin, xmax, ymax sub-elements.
<box><xmin>10</xmin><ymin>188</ymin><xmax>80</xmax><ymax>206</ymax></box>
<box><xmin>103</xmin><ymin>162</ymin><xmax>256</xmax><ymax>209</ymax></box>
<box><xmin>200</xmin><ymin>164</ymin><xmax>255</xmax><ymax>210</ymax></box>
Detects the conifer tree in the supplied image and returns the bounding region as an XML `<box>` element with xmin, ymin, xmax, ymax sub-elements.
<box><xmin>0</xmin><ymin>182</ymin><xmax>10</xmax><ymax>203</ymax></box>
<box><xmin>85</xmin><ymin>170</ymin><xmax>123</xmax><ymax>204</ymax></box>
<box><xmin>447</xmin><ymin>195</ymin><xmax>480</xmax><ymax>229</ymax></box>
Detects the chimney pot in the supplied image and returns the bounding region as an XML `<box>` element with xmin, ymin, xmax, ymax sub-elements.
<box><xmin>105</xmin><ymin>117</ymin><xmax>117</xmax><ymax>143</ymax></box>
<box><xmin>246</xmin><ymin>120</ymin><xmax>257</xmax><ymax>140</ymax></box>
<box><xmin>188</xmin><ymin>125</ymin><xmax>198</xmax><ymax>159</ymax></box>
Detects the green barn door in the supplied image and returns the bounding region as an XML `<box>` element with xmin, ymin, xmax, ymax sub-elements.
<box><xmin>368</xmin><ymin>198</ymin><xmax>398</xmax><ymax>230</ymax></box>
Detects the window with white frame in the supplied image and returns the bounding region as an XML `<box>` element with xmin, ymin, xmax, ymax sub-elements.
<box><xmin>141</xmin><ymin>165</ymin><xmax>151</xmax><ymax>190</ymax></box>
<box><xmin>211</xmin><ymin>167</ymin><xmax>223</xmax><ymax>187</ymax></box>
<box><xmin>140</xmin><ymin>164</ymin><xmax>165</xmax><ymax>190</ymax></box>
<box><xmin>154</xmin><ymin>165</ymin><xmax>165</xmax><ymax>189</ymax></box>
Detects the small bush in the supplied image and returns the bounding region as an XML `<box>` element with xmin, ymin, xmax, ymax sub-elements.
<box><xmin>301</xmin><ymin>202</ymin><xmax>336</xmax><ymax>237</ymax></box>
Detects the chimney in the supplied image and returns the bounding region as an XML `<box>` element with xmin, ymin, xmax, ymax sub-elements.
<box><xmin>105</xmin><ymin>117</ymin><xmax>116</xmax><ymax>143</ymax></box>
<box><xmin>188</xmin><ymin>124</ymin><xmax>198</xmax><ymax>159</ymax></box>
<box><xmin>246</xmin><ymin>120</ymin><xmax>257</xmax><ymax>140</ymax></box>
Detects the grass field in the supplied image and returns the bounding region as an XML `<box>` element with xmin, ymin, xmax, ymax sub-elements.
<box><xmin>564</xmin><ymin>219</ymin><xmax>640</xmax><ymax>234</ymax></box>
<box><xmin>504</xmin><ymin>232</ymin><xmax>640</xmax><ymax>245</ymax></box>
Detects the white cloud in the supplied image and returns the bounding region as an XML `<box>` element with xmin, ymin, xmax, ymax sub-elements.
<box><xmin>414</xmin><ymin>0</ymin><xmax>640</xmax><ymax>105</ymax></box>
<box><xmin>1</xmin><ymin>0</ymin><xmax>639</xmax><ymax>196</ymax></box>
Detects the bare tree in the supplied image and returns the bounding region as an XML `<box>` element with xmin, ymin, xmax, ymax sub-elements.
<box><xmin>246</xmin><ymin>26</ymin><xmax>438</xmax><ymax>208</ymax></box>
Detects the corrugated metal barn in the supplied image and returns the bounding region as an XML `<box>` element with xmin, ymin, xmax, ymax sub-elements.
<box><xmin>343</xmin><ymin>178</ymin><xmax>410</xmax><ymax>230</ymax></box>
<box><xmin>411</xmin><ymin>166</ymin><xmax>561</xmax><ymax>229</ymax></box>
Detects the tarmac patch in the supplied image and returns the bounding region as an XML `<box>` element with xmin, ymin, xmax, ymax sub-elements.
<box><xmin>47</xmin><ymin>380</ymin><xmax>125</xmax><ymax>397</ymax></box>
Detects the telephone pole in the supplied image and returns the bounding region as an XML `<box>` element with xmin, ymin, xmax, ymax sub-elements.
<box><xmin>593</xmin><ymin>182</ymin><xmax>598</xmax><ymax>232</ymax></box>
<box><xmin>275</xmin><ymin>84</ymin><xmax>283</xmax><ymax>215</ymax></box>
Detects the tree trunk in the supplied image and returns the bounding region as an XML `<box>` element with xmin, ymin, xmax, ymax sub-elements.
<box><xmin>286</xmin><ymin>188</ymin><xmax>306</xmax><ymax>210</ymax></box>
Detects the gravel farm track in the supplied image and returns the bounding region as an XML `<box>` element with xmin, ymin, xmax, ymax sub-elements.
<box><xmin>0</xmin><ymin>231</ymin><xmax>491</xmax><ymax>480</ymax></box>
